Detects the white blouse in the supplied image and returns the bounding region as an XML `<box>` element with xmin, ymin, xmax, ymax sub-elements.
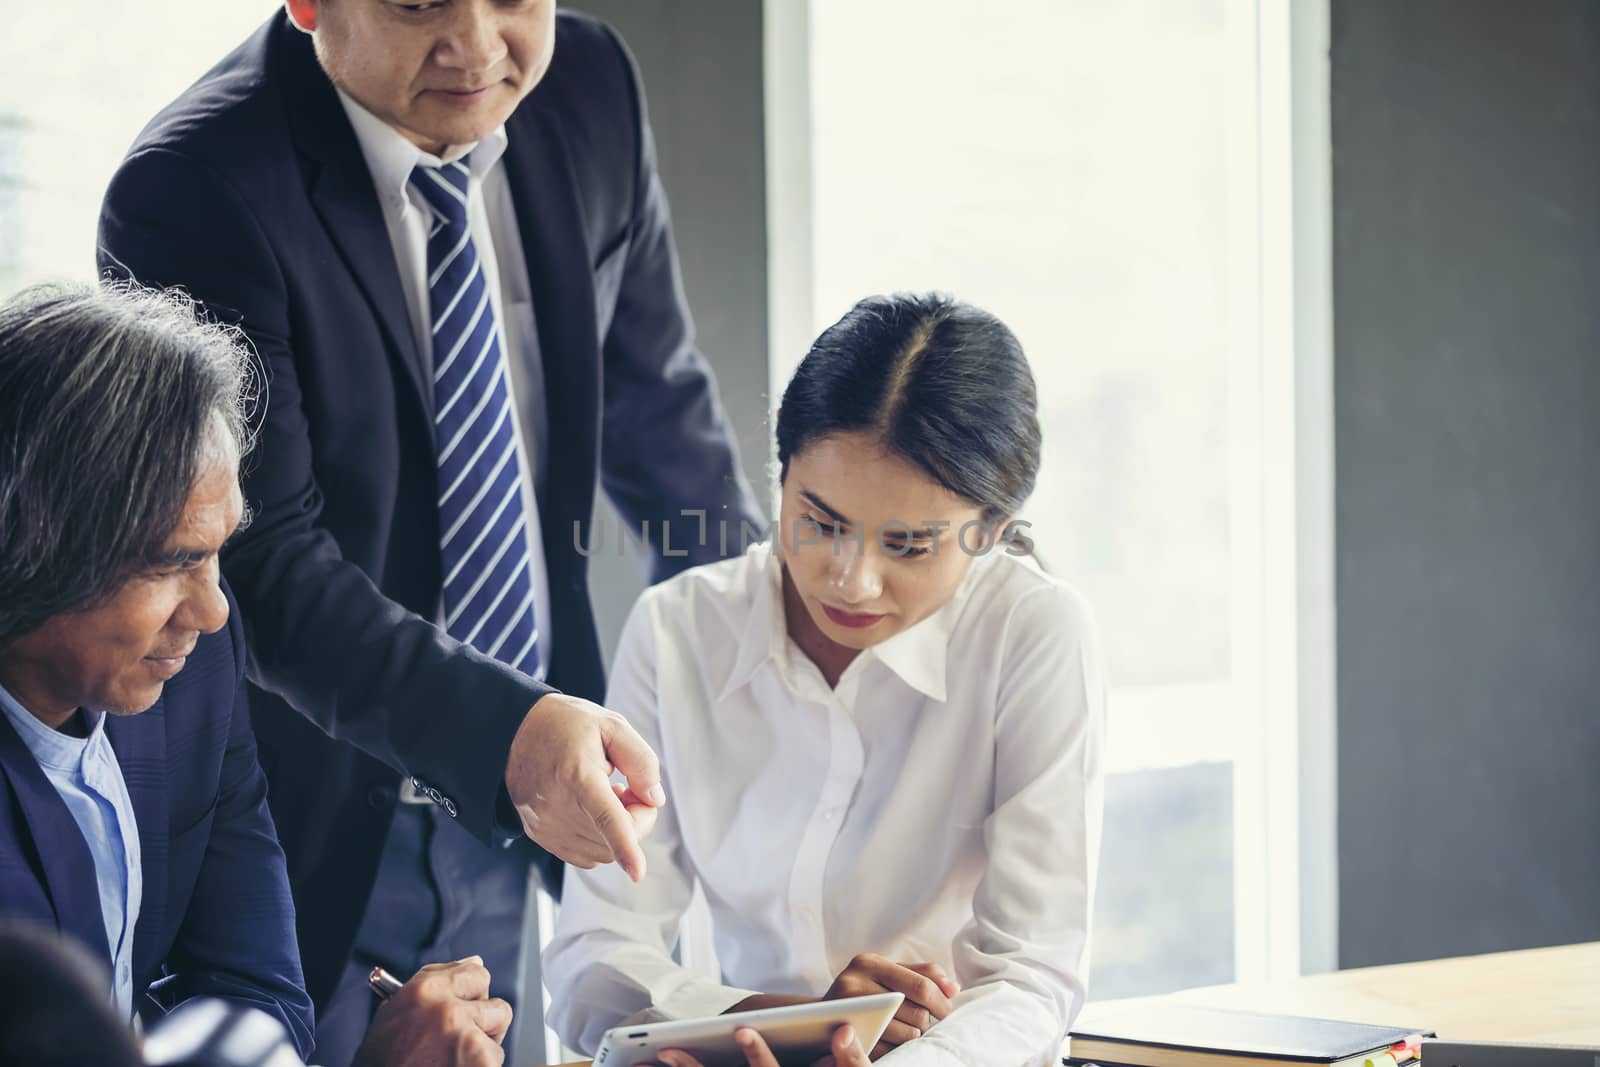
<box><xmin>543</xmin><ymin>540</ymin><xmax>1104</xmax><ymax>1066</ymax></box>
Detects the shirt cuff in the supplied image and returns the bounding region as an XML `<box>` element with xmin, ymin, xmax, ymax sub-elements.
<box><xmin>874</xmin><ymin>1037</ymin><xmax>971</xmax><ymax>1067</ymax></box>
<box><xmin>623</xmin><ymin>980</ymin><xmax>758</xmax><ymax>1028</ymax></box>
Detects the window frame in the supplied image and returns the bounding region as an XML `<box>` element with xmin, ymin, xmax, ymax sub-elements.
<box><xmin>767</xmin><ymin>0</ymin><xmax>1339</xmax><ymax>988</ymax></box>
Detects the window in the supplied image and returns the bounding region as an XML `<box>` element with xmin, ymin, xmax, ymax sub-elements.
<box><xmin>0</xmin><ymin>3</ymin><xmax>278</xmax><ymax>292</ymax></box>
<box><xmin>781</xmin><ymin>0</ymin><xmax>1329</xmax><ymax>997</ymax></box>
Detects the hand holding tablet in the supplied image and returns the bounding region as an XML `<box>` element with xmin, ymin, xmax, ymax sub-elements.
<box><xmin>656</xmin><ymin>1023</ymin><xmax>873</xmax><ymax>1067</ymax></box>
<box><xmin>593</xmin><ymin>992</ymin><xmax>902</xmax><ymax>1067</ymax></box>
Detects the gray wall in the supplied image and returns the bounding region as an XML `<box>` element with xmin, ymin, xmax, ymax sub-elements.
<box><xmin>1333</xmin><ymin>0</ymin><xmax>1600</xmax><ymax>968</ymax></box>
<box><xmin>566</xmin><ymin>0</ymin><xmax>772</xmax><ymax>660</ymax></box>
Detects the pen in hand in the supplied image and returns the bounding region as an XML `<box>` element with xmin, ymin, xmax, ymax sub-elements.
<box><xmin>368</xmin><ymin>965</ymin><xmax>404</xmax><ymax>1001</ymax></box>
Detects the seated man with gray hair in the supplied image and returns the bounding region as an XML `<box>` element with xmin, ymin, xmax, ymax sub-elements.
<box><xmin>0</xmin><ymin>284</ymin><xmax>512</xmax><ymax>1067</ymax></box>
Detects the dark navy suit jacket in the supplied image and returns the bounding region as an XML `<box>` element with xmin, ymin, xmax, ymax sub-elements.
<box><xmin>97</xmin><ymin>10</ymin><xmax>762</xmax><ymax>1006</ymax></box>
<box><xmin>0</xmin><ymin>583</ymin><xmax>315</xmax><ymax>1058</ymax></box>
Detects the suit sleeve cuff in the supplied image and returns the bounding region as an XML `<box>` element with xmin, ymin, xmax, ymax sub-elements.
<box><xmin>493</xmin><ymin>782</ymin><xmax>523</xmax><ymax>839</ymax></box>
<box><xmin>420</xmin><ymin>673</ymin><xmax>553</xmax><ymax>843</ymax></box>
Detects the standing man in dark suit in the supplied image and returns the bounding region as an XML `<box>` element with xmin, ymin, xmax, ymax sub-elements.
<box><xmin>0</xmin><ymin>283</ymin><xmax>520</xmax><ymax>1067</ymax></box>
<box><xmin>97</xmin><ymin>2</ymin><xmax>764</xmax><ymax>1062</ymax></box>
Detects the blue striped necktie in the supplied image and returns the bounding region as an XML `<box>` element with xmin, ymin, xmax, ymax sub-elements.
<box><xmin>409</xmin><ymin>157</ymin><xmax>540</xmax><ymax>677</ymax></box>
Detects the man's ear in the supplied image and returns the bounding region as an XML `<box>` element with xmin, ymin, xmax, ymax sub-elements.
<box><xmin>284</xmin><ymin>0</ymin><xmax>319</xmax><ymax>33</ymax></box>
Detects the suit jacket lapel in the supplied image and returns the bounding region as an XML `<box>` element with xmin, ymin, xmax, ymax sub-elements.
<box><xmin>502</xmin><ymin>101</ymin><xmax>608</xmax><ymax>701</ymax></box>
<box><xmin>105</xmin><ymin>700</ymin><xmax>167</xmax><ymax>987</ymax></box>
<box><xmin>0</xmin><ymin>713</ymin><xmax>113</xmax><ymax>970</ymax></box>
<box><xmin>275</xmin><ymin>18</ymin><xmax>432</xmax><ymax>435</ymax></box>
<box><xmin>503</xmin><ymin>104</ymin><xmax>601</xmax><ymax>540</ymax></box>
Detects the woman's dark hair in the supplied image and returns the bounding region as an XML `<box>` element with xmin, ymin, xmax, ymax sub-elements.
<box><xmin>775</xmin><ymin>292</ymin><xmax>1042</xmax><ymax>530</ymax></box>
<box><xmin>0</xmin><ymin>282</ymin><xmax>254</xmax><ymax>644</ymax></box>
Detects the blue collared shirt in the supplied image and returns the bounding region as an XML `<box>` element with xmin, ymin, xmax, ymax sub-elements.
<box><xmin>0</xmin><ymin>682</ymin><xmax>142</xmax><ymax>1017</ymax></box>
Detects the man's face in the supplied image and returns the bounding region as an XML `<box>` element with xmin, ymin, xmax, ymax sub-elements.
<box><xmin>0</xmin><ymin>457</ymin><xmax>244</xmax><ymax>729</ymax></box>
<box><xmin>288</xmin><ymin>0</ymin><xmax>557</xmax><ymax>156</ymax></box>
<box><xmin>778</xmin><ymin>433</ymin><xmax>987</xmax><ymax>653</ymax></box>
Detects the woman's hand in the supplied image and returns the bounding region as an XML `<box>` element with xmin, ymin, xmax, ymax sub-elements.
<box><xmin>656</xmin><ymin>1024</ymin><xmax>871</xmax><ymax>1067</ymax></box>
<box><xmin>822</xmin><ymin>954</ymin><xmax>961</xmax><ymax>1058</ymax></box>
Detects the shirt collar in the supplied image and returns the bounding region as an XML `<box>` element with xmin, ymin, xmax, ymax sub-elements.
<box><xmin>866</xmin><ymin>586</ymin><xmax>960</xmax><ymax>703</ymax></box>
<box><xmin>717</xmin><ymin>541</ymin><xmax>979</xmax><ymax>705</ymax></box>
<box><xmin>718</xmin><ymin>541</ymin><xmax>788</xmax><ymax>702</ymax></box>
<box><xmin>335</xmin><ymin>87</ymin><xmax>509</xmax><ymax>212</ymax></box>
<box><xmin>0</xmin><ymin>682</ymin><xmax>105</xmax><ymax>773</ymax></box>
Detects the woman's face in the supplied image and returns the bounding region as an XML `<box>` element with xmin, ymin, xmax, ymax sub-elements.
<box><xmin>778</xmin><ymin>432</ymin><xmax>989</xmax><ymax>652</ymax></box>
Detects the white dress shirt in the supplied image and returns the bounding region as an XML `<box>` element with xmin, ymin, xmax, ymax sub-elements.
<box><xmin>544</xmin><ymin>541</ymin><xmax>1105</xmax><ymax>1066</ymax></box>
<box><xmin>0</xmin><ymin>684</ymin><xmax>142</xmax><ymax>1018</ymax></box>
<box><xmin>337</xmin><ymin>90</ymin><xmax>553</xmax><ymax>674</ymax></box>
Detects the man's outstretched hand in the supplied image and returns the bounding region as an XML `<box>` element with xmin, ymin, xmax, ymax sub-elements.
<box><xmin>503</xmin><ymin>692</ymin><xmax>665</xmax><ymax>880</ymax></box>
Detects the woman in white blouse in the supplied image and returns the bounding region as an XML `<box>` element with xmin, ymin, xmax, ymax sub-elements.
<box><xmin>543</xmin><ymin>293</ymin><xmax>1105</xmax><ymax>1067</ymax></box>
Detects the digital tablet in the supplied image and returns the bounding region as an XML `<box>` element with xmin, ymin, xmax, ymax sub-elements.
<box><xmin>593</xmin><ymin>992</ymin><xmax>904</xmax><ymax>1067</ymax></box>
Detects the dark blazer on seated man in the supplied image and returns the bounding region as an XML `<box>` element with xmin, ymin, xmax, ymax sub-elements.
<box><xmin>0</xmin><ymin>283</ymin><xmax>517</xmax><ymax>1067</ymax></box>
<box><xmin>96</xmin><ymin>2</ymin><xmax>763</xmax><ymax>1038</ymax></box>
<box><xmin>0</xmin><ymin>582</ymin><xmax>315</xmax><ymax>1055</ymax></box>
<box><xmin>0</xmin><ymin>282</ymin><xmax>319</xmax><ymax>1056</ymax></box>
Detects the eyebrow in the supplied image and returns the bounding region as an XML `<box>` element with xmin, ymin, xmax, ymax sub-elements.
<box><xmin>151</xmin><ymin>518</ymin><xmax>245</xmax><ymax>569</ymax></box>
<box><xmin>798</xmin><ymin>488</ymin><xmax>940</xmax><ymax>540</ymax></box>
<box><xmin>149</xmin><ymin>546</ymin><xmax>213</xmax><ymax>569</ymax></box>
<box><xmin>800</xmin><ymin>489</ymin><xmax>851</xmax><ymax>527</ymax></box>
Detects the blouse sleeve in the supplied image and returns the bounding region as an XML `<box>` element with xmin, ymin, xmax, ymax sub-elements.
<box><xmin>883</xmin><ymin>583</ymin><xmax>1106</xmax><ymax>1067</ymax></box>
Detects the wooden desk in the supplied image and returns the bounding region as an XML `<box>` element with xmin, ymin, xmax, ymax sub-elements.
<box><xmin>1086</xmin><ymin>941</ymin><xmax>1600</xmax><ymax>1046</ymax></box>
<box><xmin>539</xmin><ymin>941</ymin><xmax>1600</xmax><ymax>1065</ymax></box>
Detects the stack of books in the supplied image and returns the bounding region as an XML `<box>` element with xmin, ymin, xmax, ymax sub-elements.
<box><xmin>1063</xmin><ymin>1004</ymin><xmax>1431</xmax><ymax>1067</ymax></box>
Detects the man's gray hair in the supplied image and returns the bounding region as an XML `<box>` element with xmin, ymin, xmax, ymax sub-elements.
<box><xmin>0</xmin><ymin>281</ymin><xmax>256</xmax><ymax>643</ymax></box>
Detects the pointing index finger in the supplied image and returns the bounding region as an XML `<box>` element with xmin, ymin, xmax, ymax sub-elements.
<box><xmin>578</xmin><ymin>768</ymin><xmax>647</xmax><ymax>881</ymax></box>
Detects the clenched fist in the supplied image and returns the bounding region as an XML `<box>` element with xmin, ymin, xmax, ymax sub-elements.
<box><xmin>353</xmin><ymin>957</ymin><xmax>511</xmax><ymax>1067</ymax></box>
